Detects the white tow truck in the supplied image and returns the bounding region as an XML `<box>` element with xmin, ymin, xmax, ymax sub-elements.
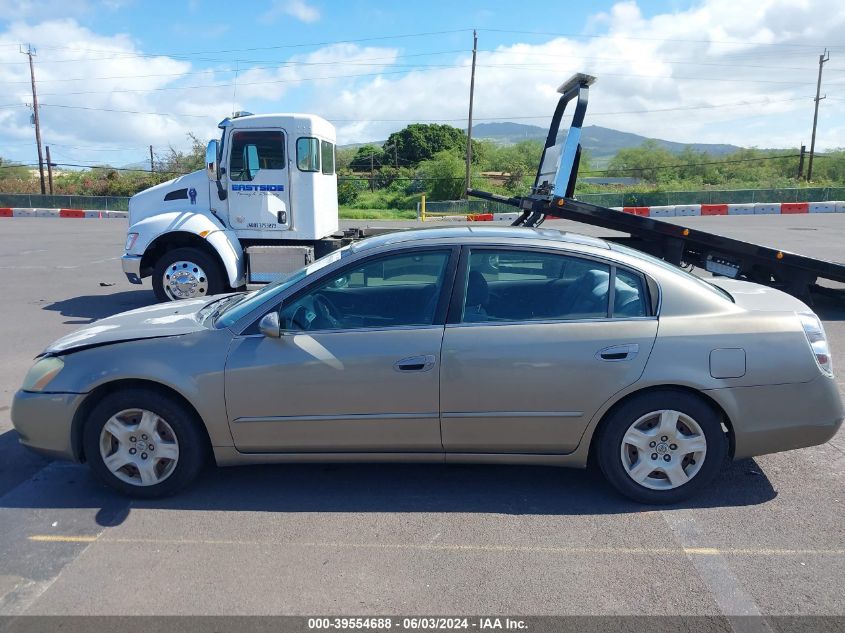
<box><xmin>122</xmin><ymin>111</ymin><xmax>362</xmax><ymax>301</ymax></box>
<box><xmin>123</xmin><ymin>76</ymin><xmax>845</xmax><ymax>303</ymax></box>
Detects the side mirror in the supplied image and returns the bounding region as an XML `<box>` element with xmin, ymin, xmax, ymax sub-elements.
<box><xmin>205</xmin><ymin>139</ymin><xmax>219</xmax><ymax>181</ymax></box>
<box><xmin>258</xmin><ymin>312</ymin><xmax>281</xmax><ymax>338</ymax></box>
<box><xmin>245</xmin><ymin>144</ymin><xmax>260</xmax><ymax>180</ymax></box>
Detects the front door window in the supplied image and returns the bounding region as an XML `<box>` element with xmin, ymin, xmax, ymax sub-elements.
<box><xmin>281</xmin><ymin>250</ymin><xmax>452</xmax><ymax>331</ymax></box>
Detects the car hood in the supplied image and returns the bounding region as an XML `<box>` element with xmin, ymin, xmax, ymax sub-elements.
<box><xmin>708</xmin><ymin>278</ymin><xmax>812</xmax><ymax>313</ymax></box>
<box><xmin>44</xmin><ymin>297</ymin><xmax>214</xmax><ymax>355</ymax></box>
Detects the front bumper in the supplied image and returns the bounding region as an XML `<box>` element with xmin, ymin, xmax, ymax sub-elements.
<box><xmin>121</xmin><ymin>254</ymin><xmax>143</xmax><ymax>284</ymax></box>
<box><xmin>706</xmin><ymin>373</ymin><xmax>844</xmax><ymax>460</ymax></box>
<box><xmin>11</xmin><ymin>390</ymin><xmax>86</xmax><ymax>462</ymax></box>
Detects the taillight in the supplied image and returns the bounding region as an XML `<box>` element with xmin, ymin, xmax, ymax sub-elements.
<box><xmin>798</xmin><ymin>312</ymin><xmax>833</xmax><ymax>376</ymax></box>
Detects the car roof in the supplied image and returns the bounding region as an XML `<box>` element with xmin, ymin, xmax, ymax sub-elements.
<box><xmin>350</xmin><ymin>226</ymin><xmax>610</xmax><ymax>253</ymax></box>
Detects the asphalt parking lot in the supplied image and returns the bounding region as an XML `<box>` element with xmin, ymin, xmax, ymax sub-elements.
<box><xmin>0</xmin><ymin>214</ymin><xmax>843</xmax><ymax>617</ymax></box>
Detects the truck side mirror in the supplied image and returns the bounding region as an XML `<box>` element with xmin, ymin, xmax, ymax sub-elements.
<box><xmin>245</xmin><ymin>144</ymin><xmax>260</xmax><ymax>180</ymax></box>
<box><xmin>205</xmin><ymin>139</ymin><xmax>219</xmax><ymax>181</ymax></box>
<box><xmin>258</xmin><ymin>311</ymin><xmax>281</xmax><ymax>339</ymax></box>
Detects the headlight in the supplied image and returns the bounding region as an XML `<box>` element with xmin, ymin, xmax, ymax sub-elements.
<box><xmin>22</xmin><ymin>356</ymin><xmax>65</xmax><ymax>392</ymax></box>
<box><xmin>125</xmin><ymin>232</ymin><xmax>139</xmax><ymax>252</ymax></box>
<box><xmin>798</xmin><ymin>312</ymin><xmax>833</xmax><ymax>377</ymax></box>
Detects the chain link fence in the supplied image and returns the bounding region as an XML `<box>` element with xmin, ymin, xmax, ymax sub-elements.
<box><xmin>420</xmin><ymin>199</ymin><xmax>520</xmax><ymax>217</ymax></box>
<box><xmin>575</xmin><ymin>187</ymin><xmax>845</xmax><ymax>208</ymax></box>
<box><xmin>0</xmin><ymin>194</ymin><xmax>131</xmax><ymax>211</ymax></box>
<box><xmin>422</xmin><ymin>187</ymin><xmax>845</xmax><ymax>217</ymax></box>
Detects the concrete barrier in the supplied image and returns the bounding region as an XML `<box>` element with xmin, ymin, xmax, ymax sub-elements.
<box><xmin>781</xmin><ymin>202</ymin><xmax>809</xmax><ymax>214</ymax></box>
<box><xmin>727</xmin><ymin>203</ymin><xmax>755</xmax><ymax>215</ymax></box>
<box><xmin>649</xmin><ymin>205</ymin><xmax>676</xmax><ymax>217</ymax></box>
<box><xmin>701</xmin><ymin>204</ymin><xmax>729</xmax><ymax>216</ymax></box>
<box><xmin>809</xmin><ymin>202</ymin><xmax>836</xmax><ymax>213</ymax></box>
<box><xmin>674</xmin><ymin>205</ymin><xmax>701</xmax><ymax>216</ymax></box>
<box><xmin>753</xmin><ymin>203</ymin><xmax>780</xmax><ymax>214</ymax></box>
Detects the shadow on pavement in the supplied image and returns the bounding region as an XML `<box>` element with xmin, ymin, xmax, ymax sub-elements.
<box><xmin>42</xmin><ymin>290</ymin><xmax>157</xmax><ymax>324</ymax></box>
<box><xmin>0</xmin><ymin>429</ymin><xmax>777</xmax><ymax>526</ymax></box>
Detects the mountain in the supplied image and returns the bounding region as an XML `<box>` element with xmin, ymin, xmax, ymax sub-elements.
<box><xmin>471</xmin><ymin>122</ymin><xmax>741</xmax><ymax>159</ymax></box>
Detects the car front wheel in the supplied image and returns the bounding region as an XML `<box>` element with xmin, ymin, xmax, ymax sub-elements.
<box><xmin>82</xmin><ymin>389</ymin><xmax>207</xmax><ymax>498</ymax></box>
<box><xmin>596</xmin><ymin>390</ymin><xmax>728</xmax><ymax>504</ymax></box>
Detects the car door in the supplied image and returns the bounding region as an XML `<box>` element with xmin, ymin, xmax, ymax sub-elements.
<box><xmin>440</xmin><ymin>246</ymin><xmax>658</xmax><ymax>454</ymax></box>
<box><xmin>225</xmin><ymin>247</ymin><xmax>458</xmax><ymax>453</ymax></box>
<box><xmin>227</xmin><ymin>128</ymin><xmax>291</xmax><ymax>231</ymax></box>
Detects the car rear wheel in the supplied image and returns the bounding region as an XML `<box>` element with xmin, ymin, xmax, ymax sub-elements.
<box><xmin>596</xmin><ymin>390</ymin><xmax>728</xmax><ymax>504</ymax></box>
<box><xmin>152</xmin><ymin>247</ymin><xmax>225</xmax><ymax>302</ymax></box>
<box><xmin>82</xmin><ymin>389</ymin><xmax>207</xmax><ymax>498</ymax></box>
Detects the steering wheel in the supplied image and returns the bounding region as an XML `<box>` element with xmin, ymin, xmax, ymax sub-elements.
<box><xmin>313</xmin><ymin>293</ymin><xmax>343</xmax><ymax>329</ymax></box>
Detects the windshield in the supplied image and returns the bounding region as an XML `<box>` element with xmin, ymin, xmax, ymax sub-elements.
<box><xmin>609</xmin><ymin>242</ymin><xmax>734</xmax><ymax>302</ymax></box>
<box><xmin>215</xmin><ymin>245</ymin><xmax>350</xmax><ymax>328</ymax></box>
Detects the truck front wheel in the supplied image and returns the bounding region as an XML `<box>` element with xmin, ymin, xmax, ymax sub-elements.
<box><xmin>152</xmin><ymin>247</ymin><xmax>226</xmax><ymax>302</ymax></box>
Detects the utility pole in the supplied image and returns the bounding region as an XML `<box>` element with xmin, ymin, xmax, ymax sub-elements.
<box><xmin>797</xmin><ymin>144</ymin><xmax>806</xmax><ymax>180</ymax></box>
<box><xmin>22</xmin><ymin>44</ymin><xmax>46</xmax><ymax>195</ymax></box>
<box><xmin>149</xmin><ymin>145</ymin><xmax>155</xmax><ymax>174</ymax></box>
<box><xmin>45</xmin><ymin>145</ymin><xmax>54</xmax><ymax>194</ymax></box>
<box><xmin>807</xmin><ymin>48</ymin><xmax>829</xmax><ymax>181</ymax></box>
<box><xmin>464</xmin><ymin>29</ymin><xmax>477</xmax><ymax>198</ymax></box>
<box><xmin>369</xmin><ymin>152</ymin><xmax>375</xmax><ymax>192</ymax></box>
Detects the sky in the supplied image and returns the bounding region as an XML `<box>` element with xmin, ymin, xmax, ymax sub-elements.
<box><xmin>0</xmin><ymin>0</ymin><xmax>843</xmax><ymax>171</ymax></box>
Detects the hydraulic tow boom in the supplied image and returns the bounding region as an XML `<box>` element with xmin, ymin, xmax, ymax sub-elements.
<box><xmin>467</xmin><ymin>73</ymin><xmax>845</xmax><ymax>300</ymax></box>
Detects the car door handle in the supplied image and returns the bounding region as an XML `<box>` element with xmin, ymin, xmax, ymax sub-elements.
<box><xmin>394</xmin><ymin>354</ymin><xmax>437</xmax><ymax>372</ymax></box>
<box><xmin>597</xmin><ymin>344</ymin><xmax>639</xmax><ymax>362</ymax></box>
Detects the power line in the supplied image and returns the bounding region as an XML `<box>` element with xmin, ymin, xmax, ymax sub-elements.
<box><xmin>0</xmin><ymin>49</ymin><xmax>472</xmax><ymax>84</ymax></box>
<box><xmin>30</xmin><ymin>94</ymin><xmax>812</xmax><ymax>122</ymax></box>
<box><xmin>477</xmin><ymin>28</ymin><xmax>845</xmax><ymax>50</ymax></box>
<box><xmin>584</xmin><ymin>153</ymin><xmax>807</xmax><ymax>175</ymax></box>
<box><xmin>28</xmin><ymin>67</ymin><xmax>824</xmax><ymax>98</ymax></box>
<box><xmin>34</xmin><ymin>29</ymin><xmax>474</xmax><ymax>58</ymax></box>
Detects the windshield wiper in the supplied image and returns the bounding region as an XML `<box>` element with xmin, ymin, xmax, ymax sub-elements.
<box><xmin>203</xmin><ymin>294</ymin><xmax>244</xmax><ymax>325</ymax></box>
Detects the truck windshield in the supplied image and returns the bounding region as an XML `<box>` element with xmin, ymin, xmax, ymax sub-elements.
<box><xmin>215</xmin><ymin>246</ymin><xmax>350</xmax><ymax>328</ymax></box>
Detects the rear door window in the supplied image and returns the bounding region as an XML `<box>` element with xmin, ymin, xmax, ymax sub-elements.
<box><xmin>296</xmin><ymin>137</ymin><xmax>320</xmax><ymax>172</ymax></box>
<box><xmin>320</xmin><ymin>140</ymin><xmax>335</xmax><ymax>174</ymax></box>
<box><xmin>462</xmin><ymin>249</ymin><xmax>611</xmax><ymax>322</ymax></box>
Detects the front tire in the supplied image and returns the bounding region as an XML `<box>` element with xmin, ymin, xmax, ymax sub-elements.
<box><xmin>82</xmin><ymin>389</ymin><xmax>208</xmax><ymax>498</ymax></box>
<box><xmin>596</xmin><ymin>390</ymin><xmax>728</xmax><ymax>504</ymax></box>
<box><xmin>152</xmin><ymin>247</ymin><xmax>226</xmax><ymax>302</ymax></box>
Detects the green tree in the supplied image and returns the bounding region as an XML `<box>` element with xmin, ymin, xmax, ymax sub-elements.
<box><xmin>0</xmin><ymin>157</ymin><xmax>31</xmax><ymax>181</ymax></box>
<box><xmin>349</xmin><ymin>145</ymin><xmax>385</xmax><ymax>172</ymax></box>
<box><xmin>337</xmin><ymin>179</ymin><xmax>364</xmax><ymax>205</ymax></box>
<box><xmin>154</xmin><ymin>132</ymin><xmax>205</xmax><ymax>175</ymax></box>
<box><xmin>385</xmin><ymin>123</ymin><xmax>471</xmax><ymax>166</ymax></box>
<box><xmin>418</xmin><ymin>150</ymin><xmax>472</xmax><ymax>200</ymax></box>
<box><xmin>607</xmin><ymin>140</ymin><xmax>677</xmax><ymax>183</ymax></box>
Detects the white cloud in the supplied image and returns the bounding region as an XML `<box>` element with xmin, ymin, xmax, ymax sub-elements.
<box><xmin>1</xmin><ymin>0</ymin><xmax>843</xmax><ymax>170</ymax></box>
<box><xmin>263</xmin><ymin>0</ymin><xmax>321</xmax><ymax>24</ymax></box>
<box><xmin>308</xmin><ymin>0</ymin><xmax>845</xmax><ymax>150</ymax></box>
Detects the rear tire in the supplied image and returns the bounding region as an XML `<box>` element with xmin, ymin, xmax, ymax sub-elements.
<box><xmin>596</xmin><ymin>390</ymin><xmax>728</xmax><ymax>504</ymax></box>
<box><xmin>82</xmin><ymin>388</ymin><xmax>208</xmax><ymax>498</ymax></box>
<box><xmin>152</xmin><ymin>247</ymin><xmax>226</xmax><ymax>302</ymax></box>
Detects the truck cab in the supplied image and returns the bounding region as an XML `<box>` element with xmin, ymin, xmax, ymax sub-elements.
<box><xmin>122</xmin><ymin>112</ymin><xmax>340</xmax><ymax>301</ymax></box>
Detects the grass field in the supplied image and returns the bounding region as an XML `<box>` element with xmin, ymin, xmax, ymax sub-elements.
<box><xmin>339</xmin><ymin>207</ymin><xmax>417</xmax><ymax>220</ymax></box>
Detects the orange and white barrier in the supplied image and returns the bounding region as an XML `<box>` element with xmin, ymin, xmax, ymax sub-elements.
<box><xmin>459</xmin><ymin>200</ymin><xmax>845</xmax><ymax>221</ymax></box>
<box><xmin>0</xmin><ymin>208</ymin><xmax>127</xmax><ymax>218</ymax></box>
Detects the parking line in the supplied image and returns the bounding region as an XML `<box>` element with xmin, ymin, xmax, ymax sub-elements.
<box><xmin>26</xmin><ymin>536</ymin><xmax>845</xmax><ymax>556</ymax></box>
<box><xmin>28</xmin><ymin>535</ymin><xmax>99</xmax><ymax>543</ymax></box>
